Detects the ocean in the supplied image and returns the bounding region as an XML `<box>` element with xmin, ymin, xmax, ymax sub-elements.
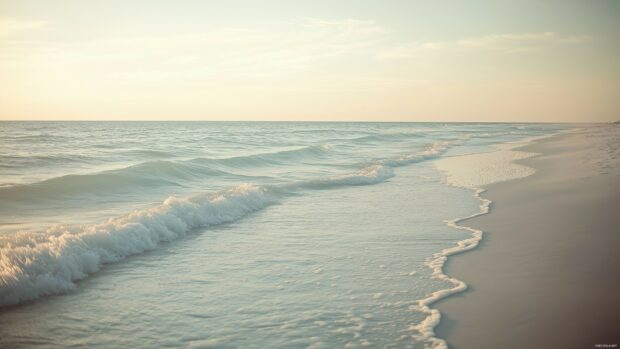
<box><xmin>0</xmin><ymin>121</ymin><xmax>565</xmax><ymax>348</ymax></box>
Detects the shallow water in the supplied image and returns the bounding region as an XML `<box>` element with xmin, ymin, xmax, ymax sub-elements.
<box><xmin>0</xmin><ymin>122</ymin><xmax>565</xmax><ymax>348</ymax></box>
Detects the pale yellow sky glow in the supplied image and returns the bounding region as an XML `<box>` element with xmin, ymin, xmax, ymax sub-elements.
<box><xmin>1</xmin><ymin>1</ymin><xmax>618</xmax><ymax>122</ymax></box>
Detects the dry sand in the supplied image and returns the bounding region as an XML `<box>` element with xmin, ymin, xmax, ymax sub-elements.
<box><xmin>435</xmin><ymin>128</ymin><xmax>620</xmax><ymax>349</ymax></box>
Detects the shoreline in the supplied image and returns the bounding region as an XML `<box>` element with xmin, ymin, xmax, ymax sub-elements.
<box><xmin>415</xmin><ymin>186</ymin><xmax>489</xmax><ymax>349</ymax></box>
<box><xmin>424</xmin><ymin>134</ymin><xmax>549</xmax><ymax>348</ymax></box>
<box><xmin>434</xmin><ymin>127</ymin><xmax>620</xmax><ymax>348</ymax></box>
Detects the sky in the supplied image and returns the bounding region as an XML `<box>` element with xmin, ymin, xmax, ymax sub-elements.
<box><xmin>0</xmin><ymin>0</ymin><xmax>618</xmax><ymax>122</ymax></box>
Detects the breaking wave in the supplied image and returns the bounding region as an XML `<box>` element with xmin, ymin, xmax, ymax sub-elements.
<box><xmin>0</xmin><ymin>139</ymin><xmax>461</xmax><ymax>306</ymax></box>
<box><xmin>0</xmin><ymin>184</ymin><xmax>277</xmax><ymax>306</ymax></box>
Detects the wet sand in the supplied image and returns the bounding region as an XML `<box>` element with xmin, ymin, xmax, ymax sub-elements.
<box><xmin>436</xmin><ymin>128</ymin><xmax>620</xmax><ymax>349</ymax></box>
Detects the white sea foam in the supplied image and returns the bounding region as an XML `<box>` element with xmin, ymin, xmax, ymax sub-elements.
<box><xmin>411</xmin><ymin>189</ymin><xmax>490</xmax><ymax>349</ymax></box>
<box><xmin>298</xmin><ymin>164</ymin><xmax>395</xmax><ymax>189</ymax></box>
<box><xmin>414</xmin><ymin>136</ymin><xmax>551</xmax><ymax>348</ymax></box>
<box><xmin>0</xmin><ymin>184</ymin><xmax>277</xmax><ymax>306</ymax></box>
<box><xmin>291</xmin><ymin>140</ymin><xmax>461</xmax><ymax>191</ymax></box>
<box><xmin>434</xmin><ymin>141</ymin><xmax>538</xmax><ymax>188</ymax></box>
<box><xmin>382</xmin><ymin>138</ymin><xmax>467</xmax><ymax>167</ymax></box>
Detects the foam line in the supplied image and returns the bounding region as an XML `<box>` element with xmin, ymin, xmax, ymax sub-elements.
<box><xmin>412</xmin><ymin>133</ymin><xmax>564</xmax><ymax>349</ymax></box>
<box><xmin>411</xmin><ymin>188</ymin><xmax>489</xmax><ymax>349</ymax></box>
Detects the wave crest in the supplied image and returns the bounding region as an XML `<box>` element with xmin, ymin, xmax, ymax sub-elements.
<box><xmin>0</xmin><ymin>184</ymin><xmax>277</xmax><ymax>306</ymax></box>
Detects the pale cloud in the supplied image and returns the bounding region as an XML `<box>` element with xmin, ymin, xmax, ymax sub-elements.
<box><xmin>0</xmin><ymin>18</ymin><xmax>48</xmax><ymax>38</ymax></box>
<box><xmin>380</xmin><ymin>32</ymin><xmax>590</xmax><ymax>59</ymax></box>
<box><xmin>0</xmin><ymin>17</ymin><xmax>387</xmax><ymax>85</ymax></box>
<box><xmin>300</xmin><ymin>18</ymin><xmax>389</xmax><ymax>37</ymax></box>
<box><xmin>451</xmin><ymin>32</ymin><xmax>590</xmax><ymax>51</ymax></box>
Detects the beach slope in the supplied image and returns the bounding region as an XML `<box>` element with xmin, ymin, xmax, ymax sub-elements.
<box><xmin>436</xmin><ymin>126</ymin><xmax>620</xmax><ymax>349</ymax></box>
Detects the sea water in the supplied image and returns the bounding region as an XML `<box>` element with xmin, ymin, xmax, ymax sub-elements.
<box><xmin>0</xmin><ymin>122</ymin><xmax>565</xmax><ymax>348</ymax></box>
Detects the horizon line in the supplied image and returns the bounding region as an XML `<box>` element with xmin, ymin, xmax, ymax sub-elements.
<box><xmin>0</xmin><ymin>119</ymin><xmax>607</xmax><ymax>124</ymax></box>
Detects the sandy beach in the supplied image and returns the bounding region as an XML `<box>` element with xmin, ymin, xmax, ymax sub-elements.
<box><xmin>435</xmin><ymin>126</ymin><xmax>620</xmax><ymax>348</ymax></box>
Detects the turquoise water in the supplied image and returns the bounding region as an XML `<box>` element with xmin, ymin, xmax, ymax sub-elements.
<box><xmin>0</xmin><ymin>122</ymin><xmax>563</xmax><ymax>348</ymax></box>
